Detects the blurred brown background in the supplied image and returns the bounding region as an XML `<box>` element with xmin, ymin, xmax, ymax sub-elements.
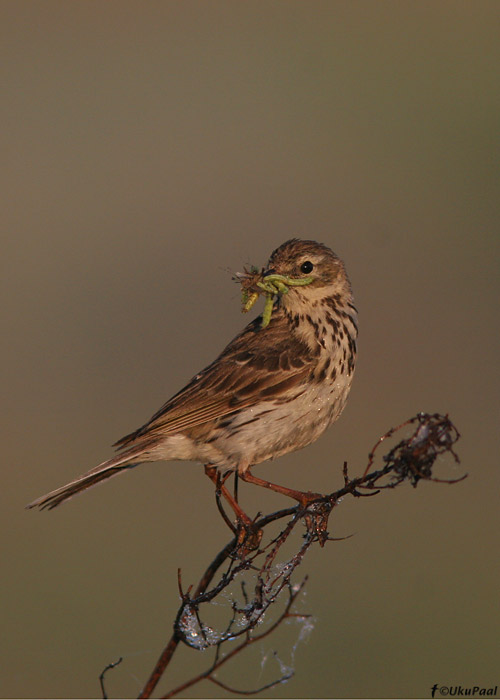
<box><xmin>2</xmin><ymin>2</ymin><xmax>499</xmax><ymax>698</ymax></box>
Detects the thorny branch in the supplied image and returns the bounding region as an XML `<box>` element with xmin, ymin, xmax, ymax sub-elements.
<box><xmin>98</xmin><ymin>413</ymin><xmax>464</xmax><ymax>699</ymax></box>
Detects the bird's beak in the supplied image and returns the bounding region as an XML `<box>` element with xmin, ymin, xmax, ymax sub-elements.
<box><xmin>262</xmin><ymin>268</ymin><xmax>276</xmax><ymax>277</ymax></box>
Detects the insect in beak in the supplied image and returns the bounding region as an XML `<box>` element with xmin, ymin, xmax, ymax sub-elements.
<box><xmin>235</xmin><ymin>266</ymin><xmax>314</xmax><ymax>329</ymax></box>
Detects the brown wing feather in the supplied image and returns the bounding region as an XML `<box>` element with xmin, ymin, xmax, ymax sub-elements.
<box><xmin>115</xmin><ymin>309</ymin><xmax>313</xmax><ymax>449</ymax></box>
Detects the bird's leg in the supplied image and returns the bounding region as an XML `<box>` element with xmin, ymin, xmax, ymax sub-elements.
<box><xmin>204</xmin><ymin>465</ymin><xmax>253</xmax><ymax>528</ymax></box>
<box><xmin>204</xmin><ymin>465</ymin><xmax>263</xmax><ymax>555</ymax></box>
<box><xmin>239</xmin><ymin>469</ymin><xmax>324</xmax><ymax>508</ymax></box>
<box><xmin>213</xmin><ymin>475</ymin><xmax>238</xmax><ymax>534</ymax></box>
<box><xmin>240</xmin><ymin>469</ymin><xmax>333</xmax><ymax>545</ymax></box>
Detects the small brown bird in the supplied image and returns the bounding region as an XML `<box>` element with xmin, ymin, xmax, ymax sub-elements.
<box><xmin>27</xmin><ymin>239</ymin><xmax>357</xmax><ymax>520</ymax></box>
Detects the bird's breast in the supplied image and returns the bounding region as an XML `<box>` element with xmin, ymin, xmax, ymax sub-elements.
<box><xmin>202</xmin><ymin>368</ymin><xmax>354</xmax><ymax>472</ymax></box>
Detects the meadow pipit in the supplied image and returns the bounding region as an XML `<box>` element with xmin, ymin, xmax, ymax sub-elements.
<box><xmin>28</xmin><ymin>239</ymin><xmax>357</xmax><ymax>523</ymax></box>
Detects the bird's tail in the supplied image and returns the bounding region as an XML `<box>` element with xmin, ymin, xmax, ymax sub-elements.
<box><xmin>26</xmin><ymin>443</ymin><xmax>154</xmax><ymax>511</ymax></box>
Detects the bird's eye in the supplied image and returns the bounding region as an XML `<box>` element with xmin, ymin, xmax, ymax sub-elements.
<box><xmin>300</xmin><ymin>261</ymin><xmax>314</xmax><ymax>274</ymax></box>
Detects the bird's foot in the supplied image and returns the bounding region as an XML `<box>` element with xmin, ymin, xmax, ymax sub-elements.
<box><xmin>300</xmin><ymin>499</ymin><xmax>335</xmax><ymax>547</ymax></box>
<box><xmin>234</xmin><ymin>518</ymin><xmax>263</xmax><ymax>558</ymax></box>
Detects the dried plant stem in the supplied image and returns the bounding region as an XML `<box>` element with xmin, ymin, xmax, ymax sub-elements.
<box><xmin>161</xmin><ymin>581</ymin><xmax>304</xmax><ymax>699</ymax></box>
<box><xmin>98</xmin><ymin>413</ymin><xmax>464</xmax><ymax>700</ymax></box>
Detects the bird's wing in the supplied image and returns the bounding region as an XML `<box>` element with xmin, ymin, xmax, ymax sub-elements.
<box><xmin>114</xmin><ymin>311</ymin><xmax>315</xmax><ymax>449</ymax></box>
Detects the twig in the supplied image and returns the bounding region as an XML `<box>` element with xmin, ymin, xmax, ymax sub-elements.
<box><xmin>161</xmin><ymin>580</ymin><xmax>304</xmax><ymax>699</ymax></box>
<box><xmin>99</xmin><ymin>657</ymin><xmax>123</xmax><ymax>699</ymax></box>
<box><xmin>206</xmin><ymin>670</ymin><xmax>293</xmax><ymax>695</ymax></box>
<box><xmin>132</xmin><ymin>412</ymin><xmax>463</xmax><ymax>699</ymax></box>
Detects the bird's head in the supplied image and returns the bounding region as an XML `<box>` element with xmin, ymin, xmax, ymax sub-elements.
<box><xmin>265</xmin><ymin>238</ymin><xmax>353</xmax><ymax>312</ymax></box>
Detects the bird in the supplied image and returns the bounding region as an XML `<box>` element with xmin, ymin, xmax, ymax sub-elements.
<box><xmin>27</xmin><ymin>239</ymin><xmax>357</xmax><ymax>523</ymax></box>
